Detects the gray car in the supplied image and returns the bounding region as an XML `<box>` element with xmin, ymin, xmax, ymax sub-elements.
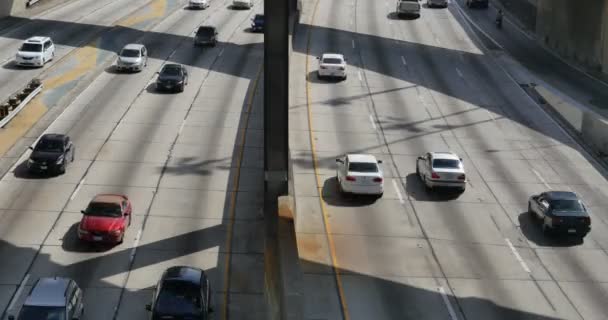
<box><xmin>427</xmin><ymin>0</ymin><xmax>447</xmax><ymax>8</ymax></box>
<box><xmin>9</xmin><ymin>277</ymin><xmax>84</xmax><ymax>320</ymax></box>
<box><xmin>116</xmin><ymin>43</ymin><xmax>148</xmax><ymax>72</ymax></box>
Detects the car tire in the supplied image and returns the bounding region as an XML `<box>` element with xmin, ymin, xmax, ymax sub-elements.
<box><xmin>424</xmin><ymin>176</ymin><xmax>432</xmax><ymax>191</ymax></box>
<box><xmin>71</xmin><ymin>148</ymin><xmax>75</xmax><ymax>162</ymax></box>
<box><xmin>342</xmin><ymin>75</ymin><xmax>347</xmax><ymax>81</ymax></box>
<box><xmin>542</xmin><ymin>223</ymin><xmax>551</xmax><ymax>236</ymax></box>
<box><xmin>118</xmin><ymin>233</ymin><xmax>124</xmax><ymax>244</ymax></box>
<box><xmin>376</xmin><ymin>192</ymin><xmax>384</xmax><ymax>199</ymax></box>
<box><xmin>415</xmin><ymin>164</ymin><xmax>420</xmax><ymax>177</ymax></box>
<box><xmin>58</xmin><ymin>163</ymin><xmax>66</xmax><ymax>175</ymax></box>
<box><xmin>179</xmin><ymin>84</ymin><xmax>185</xmax><ymax>92</ymax></box>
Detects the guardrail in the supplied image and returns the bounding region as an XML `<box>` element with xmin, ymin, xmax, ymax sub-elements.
<box><xmin>0</xmin><ymin>79</ymin><xmax>43</xmax><ymax>128</ymax></box>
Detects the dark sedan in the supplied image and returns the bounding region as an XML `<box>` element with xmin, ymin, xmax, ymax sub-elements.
<box><xmin>528</xmin><ymin>191</ymin><xmax>591</xmax><ymax>238</ymax></box>
<box><xmin>27</xmin><ymin>133</ymin><xmax>75</xmax><ymax>175</ymax></box>
<box><xmin>156</xmin><ymin>64</ymin><xmax>188</xmax><ymax>92</ymax></box>
<box><xmin>251</xmin><ymin>14</ymin><xmax>264</xmax><ymax>32</ymax></box>
<box><xmin>146</xmin><ymin>266</ymin><xmax>213</xmax><ymax>320</ymax></box>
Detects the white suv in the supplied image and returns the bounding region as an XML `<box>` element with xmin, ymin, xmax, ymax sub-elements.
<box><xmin>16</xmin><ymin>36</ymin><xmax>55</xmax><ymax>67</ymax></box>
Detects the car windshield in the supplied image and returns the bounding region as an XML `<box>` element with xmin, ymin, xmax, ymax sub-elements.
<box><xmin>432</xmin><ymin>159</ymin><xmax>461</xmax><ymax>169</ymax></box>
<box><xmin>323</xmin><ymin>58</ymin><xmax>343</xmax><ymax>64</ymax></box>
<box><xmin>35</xmin><ymin>139</ymin><xmax>63</xmax><ymax>153</ymax></box>
<box><xmin>161</xmin><ymin>67</ymin><xmax>182</xmax><ymax>76</ymax></box>
<box><xmin>550</xmin><ymin>199</ymin><xmax>584</xmax><ymax>212</ymax></box>
<box><xmin>20</xmin><ymin>43</ymin><xmax>42</xmax><ymax>52</ymax></box>
<box><xmin>17</xmin><ymin>305</ymin><xmax>65</xmax><ymax>320</ymax></box>
<box><xmin>196</xmin><ymin>28</ymin><xmax>215</xmax><ymax>37</ymax></box>
<box><xmin>349</xmin><ymin>162</ymin><xmax>378</xmax><ymax>173</ymax></box>
<box><xmin>85</xmin><ymin>202</ymin><xmax>122</xmax><ymax>217</ymax></box>
<box><xmin>155</xmin><ymin>280</ymin><xmax>202</xmax><ymax>316</ymax></box>
<box><xmin>120</xmin><ymin>49</ymin><xmax>140</xmax><ymax>57</ymax></box>
<box><xmin>254</xmin><ymin>15</ymin><xmax>264</xmax><ymax>21</ymax></box>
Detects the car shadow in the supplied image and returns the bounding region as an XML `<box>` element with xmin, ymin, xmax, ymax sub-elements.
<box><xmin>227</xmin><ymin>5</ymin><xmax>251</xmax><ymax>10</ymax></box>
<box><xmin>386</xmin><ymin>12</ymin><xmax>420</xmax><ymax>20</ymax></box>
<box><xmin>145</xmin><ymin>82</ymin><xmax>179</xmax><ymax>94</ymax></box>
<box><xmin>404</xmin><ymin>173</ymin><xmax>463</xmax><ymax>201</ymax></box>
<box><xmin>104</xmin><ymin>65</ymin><xmax>139</xmax><ymax>74</ymax></box>
<box><xmin>13</xmin><ymin>161</ymin><xmax>56</xmax><ymax>179</ymax></box>
<box><xmin>517</xmin><ymin>212</ymin><xmax>584</xmax><ymax>247</ymax></box>
<box><xmin>306</xmin><ymin>71</ymin><xmax>345</xmax><ymax>84</ymax></box>
<box><xmin>321</xmin><ymin>176</ymin><xmax>379</xmax><ymax>207</ymax></box>
<box><xmin>61</xmin><ymin>223</ymin><xmax>115</xmax><ymax>253</ymax></box>
<box><xmin>422</xmin><ymin>3</ymin><xmax>448</xmax><ymax>9</ymax></box>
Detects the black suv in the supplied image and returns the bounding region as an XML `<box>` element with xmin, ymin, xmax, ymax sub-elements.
<box><xmin>9</xmin><ymin>277</ymin><xmax>84</xmax><ymax>320</ymax></box>
<box><xmin>146</xmin><ymin>266</ymin><xmax>213</xmax><ymax>319</ymax></box>
<box><xmin>465</xmin><ymin>0</ymin><xmax>488</xmax><ymax>8</ymax></box>
<box><xmin>194</xmin><ymin>26</ymin><xmax>218</xmax><ymax>46</ymax></box>
<box><xmin>28</xmin><ymin>133</ymin><xmax>75</xmax><ymax>175</ymax></box>
<box><xmin>156</xmin><ymin>64</ymin><xmax>189</xmax><ymax>92</ymax></box>
<box><xmin>251</xmin><ymin>14</ymin><xmax>264</xmax><ymax>32</ymax></box>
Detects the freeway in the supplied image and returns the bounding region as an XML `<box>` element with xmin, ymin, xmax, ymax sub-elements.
<box><xmin>0</xmin><ymin>0</ymin><xmax>266</xmax><ymax>319</ymax></box>
<box><xmin>291</xmin><ymin>0</ymin><xmax>608</xmax><ymax>319</ymax></box>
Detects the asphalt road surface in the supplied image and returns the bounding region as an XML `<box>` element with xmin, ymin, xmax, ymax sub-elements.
<box><xmin>0</xmin><ymin>0</ymin><xmax>266</xmax><ymax>319</ymax></box>
<box><xmin>291</xmin><ymin>0</ymin><xmax>608</xmax><ymax>319</ymax></box>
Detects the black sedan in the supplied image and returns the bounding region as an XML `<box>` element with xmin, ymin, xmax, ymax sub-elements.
<box><xmin>251</xmin><ymin>14</ymin><xmax>264</xmax><ymax>32</ymax></box>
<box><xmin>146</xmin><ymin>266</ymin><xmax>213</xmax><ymax>319</ymax></box>
<box><xmin>156</xmin><ymin>64</ymin><xmax>188</xmax><ymax>92</ymax></box>
<box><xmin>528</xmin><ymin>191</ymin><xmax>591</xmax><ymax>238</ymax></box>
<box><xmin>27</xmin><ymin>133</ymin><xmax>75</xmax><ymax>175</ymax></box>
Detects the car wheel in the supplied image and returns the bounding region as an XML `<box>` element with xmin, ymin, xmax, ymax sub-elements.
<box><xmin>424</xmin><ymin>176</ymin><xmax>432</xmax><ymax>191</ymax></box>
<box><xmin>179</xmin><ymin>84</ymin><xmax>185</xmax><ymax>92</ymax></box>
<box><xmin>342</xmin><ymin>75</ymin><xmax>347</xmax><ymax>81</ymax></box>
<box><xmin>415</xmin><ymin>163</ymin><xmax>420</xmax><ymax>177</ymax></box>
<box><xmin>542</xmin><ymin>223</ymin><xmax>551</xmax><ymax>236</ymax></box>
<box><xmin>58</xmin><ymin>163</ymin><xmax>66</xmax><ymax>175</ymax></box>
<box><xmin>71</xmin><ymin>148</ymin><xmax>75</xmax><ymax>162</ymax></box>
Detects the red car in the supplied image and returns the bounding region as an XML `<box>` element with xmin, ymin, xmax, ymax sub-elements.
<box><xmin>78</xmin><ymin>194</ymin><xmax>132</xmax><ymax>244</ymax></box>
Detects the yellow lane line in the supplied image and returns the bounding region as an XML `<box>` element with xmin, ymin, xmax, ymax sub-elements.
<box><xmin>304</xmin><ymin>0</ymin><xmax>350</xmax><ymax>319</ymax></box>
<box><xmin>0</xmin><ymin>98</ymin><xmax>47</xmax><ymax>155</ymax></box>
<box><xmin>221</xmin><ymin>64</ymin><xmax>263</xmax><ymax>320</ymax></box>
<box><xmin>117</xmin><ymin>0</ymin><xmax>167</xmax><ymax>27</ymax></box>
<box><xmin>43</xmin><ymin>39</ymin><xmax>100</xmax><ymax>90</ymax></box>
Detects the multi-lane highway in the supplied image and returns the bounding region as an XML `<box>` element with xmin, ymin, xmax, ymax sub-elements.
<box><xmin>291</xmin><ymin>0</ymin><xmax>608</xmax><ymax>319</ymax></box>
<box><xmin>0</xmin><ymin>0</ymin><xmax>266</xmax><ymax>319</ymax></box>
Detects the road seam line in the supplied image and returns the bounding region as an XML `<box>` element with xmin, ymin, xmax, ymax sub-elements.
<box><xmin>505</xmin><ymin>238</ymin><xmax>531</xmax><ymax>273</ymax></box>
<box><xmin>6</xmin><ymin>274</ymin><xmax>30</xmax><ymax>313</ymax></box>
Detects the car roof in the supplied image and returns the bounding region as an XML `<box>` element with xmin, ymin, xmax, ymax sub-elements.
<box><xmin>162</xmin><ymin>266</ymin><xmax>205</xmax><ymax>285</ymax></box>
<box><xmin>122</xmin><ymin>43</ymin><xmax>145</xmax><ymax>50</ymax></box>
<box><xmin>430</xmin><ymin>152</ymin><xmax>460</xmax><ymax>160</ymax></box>
<box><xmin>544</xmin><ymin>191</ymin><xmax>579</xmax><ymax>201</ymax></box>
<box><xmin>25</xmin><ymin>277</ymin><xmax>70</xmax><ymax>307</ymax></box>
<box><xmin>346</xmin><ymin>154</ymin><xmax>377</xmax><ymax>163</ymax></box>
<box><xmin>91</xmin><ymin>194</ymin><xmax>125</xmax><ymax>205</ymax></box>
<box><xmin>40</xmin><ymin>133</ymin><xmax>67</xmax><ymax>142</ymax></box>
<box><xmin>321</xmin><ymin>53</ymin><xmax>344</xmax><ymax>60</ymax></box>
<box><xmin>24</xmin><ymin>36</ymin><xmax>51</xmax><ymax>43</ymax></box>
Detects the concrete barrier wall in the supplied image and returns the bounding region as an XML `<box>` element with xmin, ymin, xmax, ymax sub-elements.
<box><xmin>535</xmin><ymin>85</ymin><xmax>608</xmax><ymax>157</ymax></box>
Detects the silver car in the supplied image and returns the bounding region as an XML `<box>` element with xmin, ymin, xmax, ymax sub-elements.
<box><xmin>9</xmin><ymin>277</ymin><xmax>84</xmax><ymax>320</ymax></box>
<box><xmin>116</xmin><ymin>43</ymin><xmax>148</xmax><ymax>72</ymax></box>
<box><xmin>416</xmin><ymin>151</ymin><xmax>466</xmax><ymax>192</ymax></box>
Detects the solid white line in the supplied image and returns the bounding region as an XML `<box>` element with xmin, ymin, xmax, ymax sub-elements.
<box><xmin>129</xmin><ymin>229</ymin><xmax>143</xmax><ymax>262</ymax></box>
<box><xmin>358</xmin><ymin>70</ymin><xmax>362</xmax><ymax>81</ymax></box>
<box><xmin>401</xmin><ymin>56</ymin><xmax>407</xmax><ymax>66</ymax></box>
<box><xmin>532</xmin><ymin>168</ymin><xmax>551</xmax><ymax>189</ymax></box>
<box><xmin>352</xmin><ymin>39</ymin><xmax>355</xmax><ymax>49</ymax></box>
<box><xmin>218</xmin><ymin>48</ymin><xmax>224</xmax><ymax>57</ymax></box>
<box><xmin>368</xmin><ymin>114</ymin><xmax>377</xmax><ymax>130</ymax></box>
<box><xmin>8</xmin><ymin>274</ymin><xmax>30</xmax><ymax>312</ymax></box>
<box><xmin>178</xmin><ymin>119</ymin><xmax>186</xmax><ymax>135</ymax></box>
<box><xmin>70</xmin><ymin>178</ymin><xmax>85</xmax><ymax>201</ymax></box>
<box><xmin>392</xmin><ymin>179</ymin><xmax>405</xmax><ymax>204</ymax></box>
<box><xmin>439</xmin><ymin>286</ymin><xmax>458</xmax><ymax>320</ymax></box>
<box><xmin>454</xmin><ymin>2</ymin><xmax>504</xmax><ymax>50</ymax></box>
<box><xmin>456</xmin><ymin>68</ymin><xmax>464</xmax><ymax>78</ymax></box>
<box><xmin>505</xmin><ymin>238</ymin><xmax>531</xmax><ymax>273</ymax></box>
<box><xmin>485</xmin><ymin>110</ymin><xmax>495</xmax><ymax>121</ymax></box>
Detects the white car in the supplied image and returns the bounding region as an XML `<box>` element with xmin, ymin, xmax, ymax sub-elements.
<box><xmin>317</xmin><ymin>53</ymin><xmax>347</xmax><ymax>80</ymax></box>
<box><xmin>15</xmin><ymin>36</ymin><xmax>55</xmax><ymax>67</ymax></box>
<box><xmin>396</xmin><ymin>0</ymin><xmax>421</xmax><ymax>17</ymax></box>
<box><xmin>336</xmin><ymin>154</ymin><xmax>384</xmax><ymax>196</ymax></box>
<box><xmin>116</xmin><ymin>43</ymin><xmax>148</xmax><ymax>72</ymax></box>
<box><xmin>189</xmin><ymin>0</ymin><xmax>210</xmax><ymax>9</ymax></box>
<box><xmin>232</xmin><ymin>0</ymin><xmax>253</xmax><ymax>9</ymax></box>
<box><xmin>416</xmin><ymin>151</ymin><xmax>466</xmax><ymax>191</ymax></box>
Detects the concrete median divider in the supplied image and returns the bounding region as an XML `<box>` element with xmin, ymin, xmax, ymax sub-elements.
<box><xmin>0</xmin><ymin>78</ymin><xmax>42</xmax><ymax>128</ymax></box>
<box><xmin>532</xmin><ymin>83</ymin><xmax>608</xmax><ymax>158</ymax></box>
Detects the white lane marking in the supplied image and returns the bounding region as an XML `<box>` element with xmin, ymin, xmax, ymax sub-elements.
<box><xmin>505</xmin><ymin>238</ymin><xmax>531</xmax><ymax>273</ymax></box>
<box><xmin>392</xmin><ymin>179</ymin><xmax>405</xmax><ymax>204</ymax></box>
<box><xmin>456</xmin><ymin>68</ymin><xmax>464</xmax><ymax>78</ymax></box>
<box><xmin>70</xmin><ymin>178</ymin><xmax>85</xmax><ymax>201</ymax></box>
<box><xmin>178</xmin><ymin>119</ymin><xmax>186</xmax><ymax>135</ymax></box>
<box><xmin>486</xmin><ymin>110</ymin><xmax>495</xmax><ymax>121</ymax></box>
<box><xmin>401</xmin><ymin>55</ymin><xmax>407</xmax><ymax>66</ymax></box>
<box><xmin>439</xmin><ymin>286</ymin><xmax>458</xmax><ymax>320</ymax></box>
<box><xmin>532</xmin><ymin>168</ymin><xmax>551</xmax><ymax>189</ymax></box>
<box><xmin>369</xmin><ymin>114</ymin><xmax>377</xmax><ymax>130</ymax></box>
<box><xmin>218</xmin><ymin>48</ymin><xmax>224</xmax><ymax>57</ymax></box>
<box><xmin>129</xmin><ymin>229</ymin><xmax>143</xmax><ymax>262</ymax></box>
<box><xmin>352</xmin><ymin>39</ymin><xmax>356</xmax><ymax>49</ymax></box>
<box><xmin>358</xmin><ymin>70</ymin><xmax>362</xmax><ymax>81</ymax></box>
<box><xmin>8</xmin><ymin>274</ymin><xmax>30</xmax><ymax>312</ymax></box>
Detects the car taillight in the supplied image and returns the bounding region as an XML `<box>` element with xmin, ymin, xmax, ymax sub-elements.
<box><xmin>111</xmin><ymin>229</ymin><xmax>122</xmax><ymax>235</ymax></box>
<box><xmin>458</xmin><ymin>174</ymin><xmax>466</xmax><ymax>180</ymax></box>
<box><xmin>431</xmin><ymin>172</ymin><xmax>440</xmax><ymax>179</ymax></box>
<box><xmin>581</xmin><ymin>217</ymin><xmax>591</xmax><ymax>224</ymax></box>
<box><xmin>552</xmin><ymin>217</ymin><xmax>563</xmax><ymax>225</ymax></box>
<box><xmin>373</xmin><ymin>177</ymin><xmax>383</xmax><ymax>183</ymax></box>
<box><xmin>320</xmin><ymin>66</ymin><xmax>327</xmax><ymax>69</ymax></box>
<box><xmin>345</xmin><ymin>176</ymin><xmax>356</xmax><ymax>181</ymax></box>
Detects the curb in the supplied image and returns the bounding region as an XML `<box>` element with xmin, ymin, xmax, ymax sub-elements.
<box><xmin>0</xmin><ymin>79</ymin><xmax>43</xmax><ymax>128</ymax></box>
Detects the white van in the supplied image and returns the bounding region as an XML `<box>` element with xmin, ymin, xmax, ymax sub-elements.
<box><xmin>396</xmin><ymin>0</ymin><xmax>421</xmax><ymax>17</ymax></box>
<box><xmin>15</xmin><ymin>36</ymin><xmax>55</xmax><ymax>67</ymax></box>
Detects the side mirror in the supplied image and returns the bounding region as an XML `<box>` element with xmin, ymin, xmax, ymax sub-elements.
<box><xmin>124</xmin><ymin>211</ymin><xmax>130</xmax><ymax>216</ymax></box>
<box><xmin>81</xmin><ymin>210</ymin><xmax>86</xmax><ymax>214</ymax></box>
<box><xmin>377</xmin><ymin>160</ymin><xmax>383</xmax><ymax>164</ymax></box>
<box><xmin>316</xmin><ymin>56</ymin><xmax>320</xmax><ymax>60</ymax></box>
<box><xmin>335</xmin><ymin>159</ymin><xmax>343</xmax><ymax>163</ymax></box>
<box><xmin>28</xmin><ymin>146</ymin><xmax>34</xmax><ymax>150</ymax></box>
<box><xmin>417</xmin><ymin>156</ymin><xmax>424</xmax><ymax>160</ymax></box>
<box><xmin>460</xmin><ymin>158</ymin><xmax>463</xmax><ymax>161</ymax></box>
<box><xmin>145</xmin><ymin>304</ymin><xmax>152</xmax><ymax>311</ymax></box>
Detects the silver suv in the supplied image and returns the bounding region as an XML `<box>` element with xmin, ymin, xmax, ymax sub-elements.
<box><xmin>116</xmin><ymin>43</ymin><xmax>148</xmax><ymax>72</ymax></box>
<box><xmin>9</xmin><ymin>277</ymin><xmax>84</xmax><ymax>320</ymax></box>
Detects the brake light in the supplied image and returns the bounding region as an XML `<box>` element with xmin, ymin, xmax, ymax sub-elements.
<box><xmin>457</xmin><ymin>174</ymin><xmax>466</xmax><ymax>180</ymax></box>
<box><xmin>345</xmin><ymin>176</ymin><xmax>356</xmax><ymax>181</ymax></box>
<box><xmin>431</xmin><ymin>172</ymin><xmax>440</xmax><ymax>179</ymax></box>
<box><xmin>373</xmin><ymin>177</ymin><xmax>383</xmax><ymax>183</ymax></box>
<box><xmin>581</xmin><ymin>217</ymin><xmax>591</xmax><ymax>224</ymax></box>
<box><xmin>551</xmin><ymin>217</ymin><xmax>563</xmax><ymax>225</ymax></box>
